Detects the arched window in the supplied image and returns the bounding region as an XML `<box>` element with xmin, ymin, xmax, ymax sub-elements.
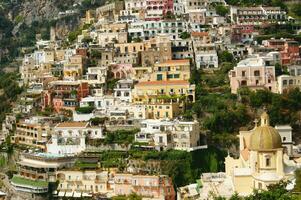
<box><xmin>266</xmin><ymin>157</ymin><xmax>270</xmax><ymax>167</ymax></box>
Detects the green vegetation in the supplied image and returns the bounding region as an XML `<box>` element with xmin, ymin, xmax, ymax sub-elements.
<box><xmin>104</xmin><ymin>129</ymin><xmax>140</xmax><ymax>145</ymax></box>
<box><xmin>188</xmin><ymin>57</ymin><xmax>301</xmax><ymax>149</ymax></box>
<box><xmin>11</xmin><ymin>176</ymin><xmax>48</xmax><ymax>188</ymax></box>
<box><xmin>216</xmin><ymin>181</ymin><xmax>299</xmax><ymax>199</ymax></box>
<box><xmin>288</xmin><ymin>3</ymin><xmax>301</xmax><ymax>20</ymax></box>
<box><xmin>75</xmin><ymin>161</ymin><xmax>98</xmax><ymax>169</ymax></box>
<box><xmin>180</xmin><ymin>32</ymin><xmax>191</xmax><ymax>39</ymax></box>
<box><xmin>89</xmin><ymin>117</ymin><xmax>107</xmax><ymax>125</ymax></box>
<box><xmin>96</xmin><ymin>147</ymin><xmax>225</xmax><ymax>187</ymax></box>
<box><xmin>294</xmin><ymin>169</ymin><xmax>301</xmax><ymax>193</ymax></box>
<box><xmin>107</xmin><ymin>78</ymin><xmax>120</xmax><ymax>91</ymax></box>
<box><xmin>225</xmin><ymin>0</ymin><xmax>287</xmax><ymax>10</ymax></box>
<box><xmin>112</xmin><ymin>193</ymin><xmax>142</xmax><ymax>200</ymax></box>
<box><xmin>215</xmin><ymin>5</ymin><xmax>229</xmax><ymax>17</ymax></box>
<box><xmin>75</xmin><ymin>106</ymin><xmax>95</xmax><ymax>114</ymax></box>
<box><xmin>0</xmin><ymin>73</ymin><xmax>23</xmax><ymax>122</ymax></box>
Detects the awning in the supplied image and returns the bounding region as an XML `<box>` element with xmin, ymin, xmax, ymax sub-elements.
<box><xmin>73</xmin><ymin>192</ymin><xmax>81</xmax><ymax>198</ymax></box>
<box><xmin>82</xmin><ymin>192</ymin><xmax>92</xmax><ymax>197</ymax></box>
<box><xmin>58</xmin><ymin>191</ymin><xmax>65</xmax><ymax>197</ymax></box>
<box><xmin>65</xmin><ymin>192</ymin><xmax>73</xmax><ymax>197</ymax></box>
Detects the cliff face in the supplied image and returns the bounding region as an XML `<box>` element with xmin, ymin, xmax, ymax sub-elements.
<box><xmin>0</xmin><ymin>0</ymin><xmax>82</xmax><ymax>66</ymax></box>
<box><xmin>9</xmin><ymin>0</ymin><xmax>82</xmax><ymax>24</ymax></box>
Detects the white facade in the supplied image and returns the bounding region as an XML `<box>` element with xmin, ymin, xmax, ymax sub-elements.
<box><xmin>46</xmin><ymin>135</ymin><xmax>86</xmax><ymax>155</ymax></box>
<box><xmin>275</xmin><ymin>125</ymin><xmax>293</xmax><ymax>156</ymax></box>
<box><xmin>114</xmin><ymin>79</ymin><xmax>133</xmax><ymax>103</ymax></box>
<box><xmin>54</xmin><ymin>122</ymin><xmax>104</xmax><ymax>139</ymax></box>
<box><xmin>195</xmin><ymin>51</ymin><xmax>218</xmax><ymax>69</ymax></box>
<box><xmin>135</xmin><ymin>119</ymin><xmax>204</xmax><ymax>151</ymax></box>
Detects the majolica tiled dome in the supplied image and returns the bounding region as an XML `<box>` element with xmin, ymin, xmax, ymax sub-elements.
<box><xmin>249</xmin><ymin>112</ymin><xmax>282</xmax><ymax>150</ymax></box>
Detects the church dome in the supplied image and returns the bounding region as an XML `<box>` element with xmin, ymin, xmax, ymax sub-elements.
<box><xmin>249</xmin><ymin>112</ymin><xmax>282</xmax><ymax>150</ymax></box>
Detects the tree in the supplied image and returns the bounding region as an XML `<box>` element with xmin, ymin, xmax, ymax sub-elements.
<box><xmin>219</xmin><ymin>51</ymin><xmax>234</xmax><ymax>63</ymax></box>
<box><xmin>180</xmin><ymin>32</ymin><xmax>191</xmax><ymax>39</ymax></box>
<box><xmin>291</xmin><ymin>4</ymin><xmax>301</xmax><ymax>17</ymax></box>
<box><xmin>215</xmin><ymin>5</ymin><xmax>229</xmax><ymax>17</ymax></box>
<box><xmin>244</xmin><ymin>181</ymin><xmax>297</xmax><ymax>200</ymax></box>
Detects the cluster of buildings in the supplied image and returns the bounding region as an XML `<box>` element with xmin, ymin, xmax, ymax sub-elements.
<box><xmin>177</xmin><ymin>112</ymin><xmax>301</xmax><ymax>199</ymax></box>
<box><xmin>229</xmin><ymin>38</ymin><xmax>301</xmax><ymax>94</ymax></box>
<box><xmin>0</xmin><ymin>0</ymin><xmax>300</xmax><ymax>199</ymax></box>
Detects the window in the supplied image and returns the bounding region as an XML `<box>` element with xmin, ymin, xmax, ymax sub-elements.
<box><xmin>167</xmin><ymin>74</ymin><xmax>173</xmax><ymax>79</ymax></box>
<box><xmin>283</xmin><ymin>137</ymin><xmax>286</xmax><ymax>141</ymax></box>
<box><xmin>157</xmin><ymin>74</ymin><xmax>163</xmax><ymax>81</ymax></box>
<box><xmin>266</xmin><ymin>157</ymin><xmax>270</xmax><ymax>167</ymax></box>
<box><xmin>254</xmin><ymin>70</ymin><xmax>260</xmax><ymax>76</ymax></box>
<box><xmin>174</xmin><ymin>74</ymin><xmax>180</xmax><ymax>78</ymax></box>
<box><xmin>242</xmin><ymin>71</ymin><xmax>246</xmax><ymax>77</ymax></box>
<box><xmin>241</xmin><ymin>80</ymin><xmax>247</xmax><ymax>86</ymax></box>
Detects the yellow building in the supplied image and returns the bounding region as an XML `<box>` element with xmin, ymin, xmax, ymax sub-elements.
<box><xmin>152</xmin><ymin>59</ymin><xmax>191</xmax><ymax>81</ymax></box>
<box><xmin>225</xmin><ymin>112</ymin><xmax>296</xmax><ymax>196</ymax></box>
<box><xmin>145</xmin><ymin>102</ymin><xmax>181</xmax><ymax>119</ymax></box>
<box><xmin>115</xmin><ymin>42</ymin><xmax>144</xmax><ymax>54</ymax></box>
<box><xmin>12</xmin><ymin>121</ymin><xmax>51</xmax><ymax>150</ymax></box>
<box><xmin>132</xmin><ymin>80</ymin><xmax>195</xmax><ymax>104</ymax></box>
<box><xmin>132</xmin><ymin>80</ymin><xmax>195</xmax><ymax>119</ymax></box>
<box><xmin>63</xmin><ymin>55</ymin><xmax>84</xmax><ymax>80</ymax></box>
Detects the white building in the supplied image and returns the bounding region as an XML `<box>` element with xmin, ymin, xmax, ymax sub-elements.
<box><xmin>54</xmin><ymin>121</ymin><xmax>104</xmax><ymax>139</ymax></box>
<box><xmin>275</xmin><ymin>125</ymin><xmax>293</xmax><ymax>156</ymax></box>
<box><xmin>114</xmin><ymin>79</ymin><xmax>134</xmax><ymax>103</ymax></box>
<box><xmin>135</xmin><ymin>119</ymin><xmax>205</xmax><ymax>151</ymax></box>
<box><xmin>194</xmin><ymin>44</ymin><xmax>218</xmax><ymax>69</ymax></box>
<box><xmin>46</xmin><ymin>134</ymin><xmax>86</xmax><ymax>155</ymax></box>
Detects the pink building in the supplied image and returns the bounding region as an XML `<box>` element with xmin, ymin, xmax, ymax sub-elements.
<box><xmin>229</xmin><ymin>54</ymin><xmax>278</xmax><ymax>94</ymax></box>
<box><xmin>43</xmin><ymin>80</ymin><xmax>89</xmax><ymax>112</ymax></box>
<box><xmin>145</xmin><ymin>0</ymin><xmax>174</xmax><ymax>21</ymax></box>
<box><xmin>114</xmin><ymin>174</ymin><xmax>175</xmax><ymax>200</ymax></box>
<box><xmin>110</xmin><ymin>64</ymin><xmax>135</xmax><ymax>79</ymax></box>
<box><xmin>264</xmin><ymin>39</ymin><xmax>301</xmax><ymax>65</ymax></box>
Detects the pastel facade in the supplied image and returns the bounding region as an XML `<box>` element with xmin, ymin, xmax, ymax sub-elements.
<box><xmin>277</xmin><ymin>75</ymin><xmax>301</xmax><ymax>94</ymax></box>
<box><xmin>54</xmin><ymin>121</ymin><xmax>104</xmax><ymax>139</ymax></box>
<box><xmin>110</xmin><ymin>64</ymin><xmax>135</xmax><ymax>79</ymax></box>
<box><xmin>43</xmin><ymin>80</ymin><xmax>89</xmax><ymax>112</ymax></box>
<box><xmin>135</xmin><ymin>119</ymin><xmax>203</xmax><ymax>151</ymax></box>
<box><xmin>63</xmin><ymin>55</ymin><xmax>84</xmax><ymax>80</ymax></box>
<box><xmin>114</xmin><ymin>79</ymin><xmax>134</xmax><ymax>103</ymax></box>
<box><xmin>114</xmin><ymin>174</ymin><xmax>175</xmax><ymax>199</ymax></box>
<box><xmin>56</xmin><ymin>170</ymin><xmax>109</xmax><ymax>197</ymax></box>
<box><xmin>230</xmin><ymin>6</ymin><xmax>287</xmax><ymax>25</ymax></box>
<box><xmin>152</xmin><ymin>59</ymin><xmax>191</xmax><ymax>81</ymax></box>
<box><xmin>56</xmin><ymin>170</ymin><xmax>175</xmax><ymax>200</ymax></box>
<box><xmin>12</xmin><ymin>152</ymin><xmax>75</xmax><ymax>194</ymax></box>
<box><xmin>12</xmin><ymin>121</ymin><xmax>51</xmax><ymax>150</ymax></box>
<box><xmin>194</xmin><ymin>45</ymin><xmax>218</xmax><ymax>69</ymax></box>
<box><xmin>132</xmin><ymin>80</ymin><xmax>195</xmax><ymax>104</ymax></box>
<box><xmin>263</xmin><ymin>39</ymin><xmax>301</xmax><ymax>65</ymax></box>
<box><xmin>229</xmin><ymin>53</ymin><xmax>279</xmax><ymax>94</ymax></box>
<box><xmin>46</xmin><ymin>134</ymin><xmax>86</xmax><ymax>155</ymax></box>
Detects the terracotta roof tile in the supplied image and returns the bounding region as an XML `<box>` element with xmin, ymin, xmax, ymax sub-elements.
<box><xmin>191</xmin><ymin>32</ymin><xmax>209</xmax><ymax>37</ymax></box>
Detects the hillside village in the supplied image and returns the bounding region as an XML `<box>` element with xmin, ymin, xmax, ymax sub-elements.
<box><xmin>0</xmin><ymin>0</ymin><xmax>301</xmax><ymax>199</ymax></box>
